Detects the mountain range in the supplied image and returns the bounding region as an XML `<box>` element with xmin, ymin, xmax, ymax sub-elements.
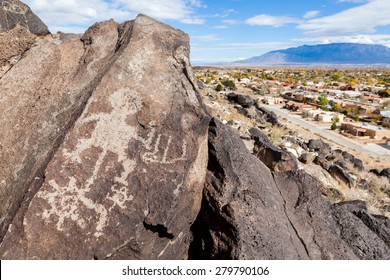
<box><xmin>235</xmin><ymin>43</ymin><xmax>390</xmax><ymax>65</ymax></box>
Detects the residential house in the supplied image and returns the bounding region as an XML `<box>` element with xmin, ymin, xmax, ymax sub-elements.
<box><xmin>381</xmin><ymin>111</ymin><xmax>390</xmax><ymax>127</ymax></box>
<box><xmin>341</xmin><ymin>122</ymin><xmax>390</xmax><ymax>139</ymax></box>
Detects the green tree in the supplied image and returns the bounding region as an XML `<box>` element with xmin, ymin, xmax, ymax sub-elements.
<box><xmin>215</xmin><ymin>84</ymin><xmax>224</xmax><ymax>92</ymax></box>
<box><xmin>317</xmin><ymin>94</ymin><xmax>329</xmax><ymax>107</ymax></box>
<box><xmin>222</xmin><ymin>79</ymin><xmax>237</xmax><ymax>90</ymax></box>
<box><xmin>333</xmin><ymin>103</ymin><xmax>340</xmax><ymax>112</ymax></box>
<box><xmin>331</xmin><ymin>121</ymin><xmax>337</xmax><ymax>130</ymax></box>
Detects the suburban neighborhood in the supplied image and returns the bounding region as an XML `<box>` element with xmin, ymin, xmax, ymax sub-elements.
<box><xmin>195</xmin><ymin>67</ymin><xmax>390</xmax><ymax>149</ymax></box>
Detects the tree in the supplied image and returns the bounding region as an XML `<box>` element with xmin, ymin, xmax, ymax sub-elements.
<box><xmin>333</xmin><ymin>103</ymin><xmax>340</xmax><ymax>112</ymax></box>
<box><xmin>331</xmin><ymin>121</ymin><xmax>337</xmax><ymax>130</ymax></box>
<box><xmin>222</xmin><ymin>79</ymin><xmax>236</xmax><ymax>90</ymax></box>
<box><xmin>317</xmin><ymin>94</ymin><xmax>329</xmax><ymax>107</ymax></box>
<box><xmin>378</xmin><ymin>89</ymin><xmax>390</xmax><ymax>98</ymax></box>
<box><xmin>215</xmin><ymin>84</ymin><xmax>224</xmax><ymax>92</ymax></box>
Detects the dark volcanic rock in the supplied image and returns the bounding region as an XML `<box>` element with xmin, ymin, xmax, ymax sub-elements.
<box><xmin>227</xmin><ymin>92</ymin><xmax>254</xmax><ymax>108</ymax></box>
<box><xmin>255</xmin><ymin>104</ymin><xmax>281</xmax><ymax>126</ymax></box>
<box><xmin>370</xmin><ymin>169</ymin><xmax>382</xmax><ymax>176</ymax></box>
<box><xmin>252</xmin><ymin>131</ymin><xmax>298</xmax><ymax>172</ymax></box>
<box><xmin>190</xmin><ymin>119</ymin><xmax>389</xmax><ymax>259</ymax></box>
<box><xmin>341</xmin><ymin>151</ymin><xmax>364</xmax><ymax>171</ymax></box>
<box><xmin>0</xmin><ymin>15</ymin><xmax>210</xmax><ymax>259</ymax></box>
<box><xmin>0</xmin><ymin>0</ymin><xmax>49</xmax><ymax>35</ymax></box>
<box><xmin>189</xmin><ymin>119</ymin><xmax>308</xmax><ymax>259</ymax></box>
<box><xmin>307</xmin><ymin>139</ymin><xmax>331</xmax><ymax>156</ymax></box>
<box><xmin>380</xmin><ymin>168</ymin><xmax>390</xmax><ymax>180</ymax></box>
<box><xmin>299</xmin><ymin>152</ymin><xmax>315</xmax><ymax>164</ymax></box>
<box><xmin>328</xmin><ymin>164</ymin><xmax>356</xmax><ymax>187</ymax></box>
<box><xmin>334</xmin><ymin>201</ymin><xmax>390</xmax><ymax>259</ymax></box>
<box><xmin>236</xmin><ymin>106</ymin><xmax>265</xmax><ymax>123</ymax></box>
<box><xmin>272</xmin><ymin>172</ymin><xmax>389</xmax><ymax>259</ymax></box>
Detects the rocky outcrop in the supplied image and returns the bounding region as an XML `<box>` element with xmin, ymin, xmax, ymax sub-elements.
<box><xmin>189</xmin><ymin>119</ymin><xmax>309</xmax><ymax>259</ymax></box>
<box><xmin>307</xmin><ymin>139</ymin><xmax>331</xmax><ymax>157</ymax></box>
<box><xmin>0</xmin><ymin>24</ymin><xmax>35</xmax><ymax>78</ymax></box>
<box><xmin>252</xmin><ymin>129</ymin><xmax>298</xmax><ymax>172</ymax></box>
<box><xmin>190</xmin><ymin>119</ymin><xmax>389</xmax><ymax>259</ymax></box>
<box><xmin>0</xmin><ymin>15</ymin><xmax>210</xmax><ymax>259</ymax></box>
<box><xmin>327</xmin><ymin>164</ymin><xmax>357</xmax><ymax>188</ymax></box>
<box><xmin>227</xmin><ymin>92</ymin><xmax>254</xmax><ymax>108</ymax></box>
<box><xmin>255</xmin><ymin>103</ymin><xmax>281</xmax><ymax>126</ymax></box>
<box><xmin>0</xmin><ymin>0</ymin><xmax>49</xmax><ymax>35</ymax></box>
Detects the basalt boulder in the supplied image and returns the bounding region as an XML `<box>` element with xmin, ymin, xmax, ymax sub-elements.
<box><xmin>0</xmin><ymin>15</ymin><xmax>210</xmax><ymax>260</ymax></box>
<box><xmin>252</xmin><ymin>132</ymin><xmax>298</xmax><ymax>172</ymax></box>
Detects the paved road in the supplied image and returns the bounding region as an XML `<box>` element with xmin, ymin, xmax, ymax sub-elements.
<box><xmin>262</xmin><ymin>104</ymin><xmax>390</xmax><ymax>160</ymax></box>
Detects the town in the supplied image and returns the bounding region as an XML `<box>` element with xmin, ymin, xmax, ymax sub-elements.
<box><xmin>195</xmin><ymin>67</ymin><xmax>390</xmax><ymax>155</ymax></box>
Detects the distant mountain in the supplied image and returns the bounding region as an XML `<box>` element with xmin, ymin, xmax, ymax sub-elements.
<box><xmin>235</xmin><ymin>43</ymin><xmax>390</xmax><ymax>65</ymax></box>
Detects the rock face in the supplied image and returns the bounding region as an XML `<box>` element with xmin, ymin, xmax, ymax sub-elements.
<box><xmin>189</xmin><ymin>119</ymin><xmax>390</xmax><ymax>259</ymax></box>
<box><xmin>0</xmin><ymin>15</ymin><xmax>210</xmax><ymax>259</ymax></box>
<box><xmin>0</xmin><ymin>24</ymin><xmax>35</xmax><ymax>78</ymax></box>
<box><xmin>189</xmin><ymin>119</ymin><xmax>308</xmax><ymax>259</ymax></box>
<box><xmin>0</xmin><ymin>0</ymin><xmax>49</xmax><ymax>35</ymax></box>
<box><xmin>252</xmin><ymin>130</ymin><xmax>298</xmax><ymax>172</ymax></box>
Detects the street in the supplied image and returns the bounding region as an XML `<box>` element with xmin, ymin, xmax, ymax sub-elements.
<box><xmin>262</xmin><ymin>104</ymin><xmax>390</xmax><ymax>160</ymax></box>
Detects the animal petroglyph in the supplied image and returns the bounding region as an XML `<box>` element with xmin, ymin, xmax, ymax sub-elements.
<box><xmin>142</xmin><ymin>134</ymin><xmax>187</xmax><ymax>164</ymax></box>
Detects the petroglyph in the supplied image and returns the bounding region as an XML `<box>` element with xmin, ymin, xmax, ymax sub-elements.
<box><xmin>140</xmin><ymin>131</ymin><xmax>188</xmax><ymax>164</ymax></box>
<box><xmin>157</xmin><ymin>232</ymin><xmax>184</xmax><ymax>259</ymax></box>
<box><xmin>39</xmin><ymin>88</ymin><xmax>140</xmax><ymax>237</ymax></box>
<box><xmin>2</xmin><ymin>1</ymin><xmax>28</xmax><ymax>14</ymax></box>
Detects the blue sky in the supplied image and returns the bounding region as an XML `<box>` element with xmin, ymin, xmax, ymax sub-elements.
<box><xmin>24</xmin><ymin>0</ymin><xmax>390</xmax><ymax>64</ymax></box>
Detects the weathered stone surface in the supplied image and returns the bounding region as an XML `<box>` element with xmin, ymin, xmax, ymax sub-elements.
<box><xmin>189</xmin><ymin>119</ymin><xmax>308</xmax><ymax>259</ymax></box>
<box><xmin>0</xmin><ymin>24</ymin><xmax>35</xmax><ymax>78</ymax></box>
<box><xmin>0</xmin><ymin>0</ymin><xmax>49</xmax><ymax>35</ymax></box>
<box><xmin>328</xmin><ymin>164</ymin><xmax>357</xmax><ymax>188</ymax></box>
<box><xmin>333</xmin><ymin>201</ymin><xmax>390</xmax><ymax>259</ymax></box>
<box><xmin>341</xmin><ymin>151</ymin><xmax>364</xmax><ymax>171</ymax></box>
<box><xmin>307</xmin><ymin>139</ymin><xmax>331</xmax><ymax>156</ymax></box>
<box><xmin>274</xmin><ymin>172</ymin><xmax>389</xmax><ymax>259</ymax></box>
<box><xmin>236</xmin><ymin>106</ymin><xmax>265</xmax><ymax>123</ymax></box>
<box><xmin>252</xmin><ymin>132</ymin><xmax>298</xmax><ymax>172</ymax></box>
<box><xmin>0</xmin><ymin>19</ymin><xmax>122</xmax><ymax>240</ymax></box>
<box><xmin>227</xmin><ymin>92</ymin><xmax>254</xmax><ymax>108</ymax></box>
<box><xmin>255</xmin><ymin>104</ymin><xmax>281</xmax><ymax>126</ymax></box>
<box><xmin>299</xmin><ymin>152</ymin><xmax>316</xmax><ymax>164</ymax></box>
<box><xmin>380</xmin><ymin>168</ymin><xmax>390</xmax><ymax>180</ymax></box>
<box><xmin>0</xmin><ymin>15</ymin><xmax>210</xmax><ymax>259</ymax></box>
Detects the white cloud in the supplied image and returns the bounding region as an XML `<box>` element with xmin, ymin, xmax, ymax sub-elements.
<box><xmin>303</xmin><ymin>10</ymin><xmax>320</xmax><ymax>19</ymax></box>
<box><xmin>192</xmin><ymin>34</ymin><xmax>221</xmax><ymax>42</ymax></box>
<box><xmin>298</xmin><ymin>0</ymin><xmax>390</xmax><ymax>36</ymax></box>
<box><xmin>214</xmin><ymin>9</ymin><xmax>236</xmax><ymax>18</ymax></box>
<box><xmin>188</xmin><ymin>0</ymin><xmax>207</xmax><ymax>8</ymax></box>
<box><xmin>23</xmin><ymin>0</ymin><xmax>205</xmax><ymax>33</ymax></box>
<box><xmin>222</xmin><ymin>19</ymin><xmax>238</xmax><ymax>25</ymax></box>
<box><xmin>213</xmin><ymin>25</ymin><xmax>228</xmax><ymax>29</ymax></box>
<box><xmin>292</xmin><ymin>34</ymin><xmax>390</xmax><ymax>48</ymax></box>
<box><xmin>246</xmin><ymin>14</ymin><xmax>301</xmax><ymax>27</ymax></box>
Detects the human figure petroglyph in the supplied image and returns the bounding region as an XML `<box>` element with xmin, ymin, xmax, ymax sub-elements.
<box><xmin>38</xmin><ymin>87</ymin><xmax>189</xmax><ymax>236</ymax></box>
